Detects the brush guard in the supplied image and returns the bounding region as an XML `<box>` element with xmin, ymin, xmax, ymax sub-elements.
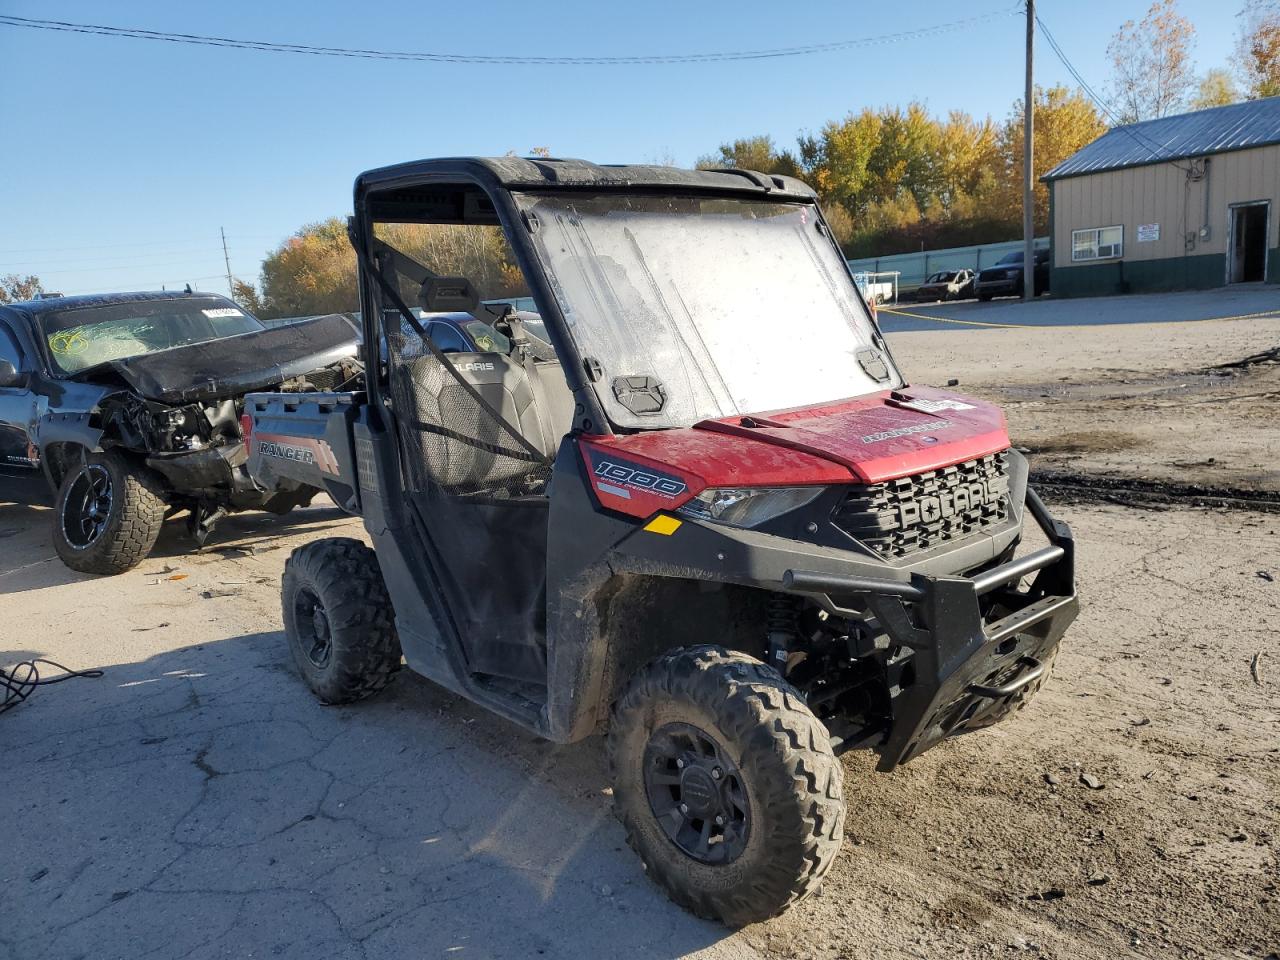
<box><xmin>783</xmin><ymin>488</ymin><xmax>1078</xmax><ymax>770</ymax></box>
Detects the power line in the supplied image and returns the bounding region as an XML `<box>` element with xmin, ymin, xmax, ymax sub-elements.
<box><xmin>25</xmin><ymin>258</ymin><xmax>235</xmax><ymax>277</ymax></box>
<box><xmin>0</xmin><ymin>10</ymin><xmax>1018</xmax><ymax>66</ymax></box>
<box><xmin>1035</xmin><ymin>12</ymin><xmax>1192</xmax><ymax>172</ymax></box>
<box><xmin>0</xmin><ymin>246</ymin><xmax>240</xmax><ymax>269</ymax></box>
<box><xmin>52</xmin><ymin>276</ymin><xmax>234</xmax><ymax>295</ymax></box>
<box><xmin>0</xmin><ymin>235</ymin><xmax>282</xmax><ymax>257</ymax></box>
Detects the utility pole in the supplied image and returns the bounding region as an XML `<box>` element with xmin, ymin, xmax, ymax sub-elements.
<box><xmin>1022</xmin><ymin>0</ymin><xmax>1035</xmax><ymax>301</ymax></box>
<box><xmin>220</xmin><ymin>227</ymin><xmax>234</xmax><ymax>297</ymax></box>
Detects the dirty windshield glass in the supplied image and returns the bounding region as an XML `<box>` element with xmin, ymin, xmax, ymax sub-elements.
<box><xmin>517</xmin><ymin>193</ymin><xmax>898</xmax><ymax>428</ymax></box>
<box><xmin>37</xmin><ymin>298</ymin><xmax>264</xmax><ymax>375</ymax></box>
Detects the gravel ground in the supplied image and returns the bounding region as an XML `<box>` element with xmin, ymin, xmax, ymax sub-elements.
<box><xmin>887</xmin><ymin>314</ymin><xmax>1280</xmax><ymax>493</ymax></box>
<box><xmin>2</xmin><ymin>311</ymin><xmax>1278</xmax><ymax>960</ymax></box>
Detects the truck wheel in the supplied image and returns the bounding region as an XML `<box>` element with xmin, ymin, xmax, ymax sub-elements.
<box><xmin>281</xmin><ymin>537</ymin><xmax>401</xmax><ymax>704</ymax></box>
<box><xmin>608</xmin><ymin>646</ymin><xmax>845</xmax><ymax>926</ymax></box>
<box><xmin>53</xmin><ymin>449</ymin><xmax>167</xmax><ymax>575</ymax></box>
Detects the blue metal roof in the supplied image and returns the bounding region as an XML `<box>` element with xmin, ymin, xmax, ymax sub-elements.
<box><xmin>1043</xmin><ymin>96</ymin><xmax>1280</xmax><ymax>180</ymax></box>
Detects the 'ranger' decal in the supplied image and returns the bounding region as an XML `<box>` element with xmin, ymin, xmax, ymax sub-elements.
<box><xmin>258</xmin><ymin>440</ymin><xmax>316</xmax><ymax>465</ymax></box>
<box><xmin>861</xmin><ymin>420</ymin><xmax>952</xmax><ymax>444</ymax></box>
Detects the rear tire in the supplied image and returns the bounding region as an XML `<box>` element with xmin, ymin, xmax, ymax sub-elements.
<box><xmin>281</xmin><ymin>537</ymin><xmax>401</xmax><ymax>704</ymax></box>
<box><xmin>608</xmin><ymin>646</ymin><xmax>845</xmax><ymax>926</ymax></box>
<box><xmin>52</xmin><ymin>449</ymin><xmax>167</xmax><ymax>575</ymax></box>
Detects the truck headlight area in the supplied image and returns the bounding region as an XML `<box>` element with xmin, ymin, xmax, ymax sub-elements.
<box><xmin>677</xmin><ymin>486</ymin><xmax>825</xmax><ymax>528</ymax></box>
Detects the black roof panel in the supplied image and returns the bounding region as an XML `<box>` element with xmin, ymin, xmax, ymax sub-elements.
<box><xmin>355</xmin><ymin>156</ymin><xmax>816</xmax><ymax>200</ymax></box>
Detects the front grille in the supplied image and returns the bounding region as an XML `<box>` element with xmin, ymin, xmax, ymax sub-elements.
<box><xmin>832</xmin><ymin>452</ymin><xmax>1012</xmax><ymax>560</ymax></box>
<box><xmin>978</xmin><ymin>269</ymin><xmax>1013</xmax><ymax>283</ymax></box>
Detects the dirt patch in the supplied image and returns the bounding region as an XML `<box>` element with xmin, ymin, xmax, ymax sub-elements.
<box><xmin>890</xmin><ymin>317</ymin><xmax>1280</xmax><ymax>486</ymax></box>
<box><xmin>747</xmin><ymin>504</ymin><xmax>1280</xmax><ymax>960</ymax></box>
<box><xmin>1029</xmin><ymin>470</ymin><xmax>1280</xmax><ymax>513</ymax></box>
<box><xmin>1025</xmin><ymin>430</ymin><xmax>1144</xmax><ymax>456</ymax></box>
<box><xmin>889</xmin><ymin>319</ymin><xmax>1280</xmax><ymax>493</ymax></box>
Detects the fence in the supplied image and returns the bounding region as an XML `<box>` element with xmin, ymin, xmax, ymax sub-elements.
<box><xmin>847</xmin><ymin>237</ymin><xmax>1049</xmax><ymax>294</ymax></box>
<box><xmin>258</xmin><ymin>297</ymin><xmax>538</xmax><ymax>330</ymax></box>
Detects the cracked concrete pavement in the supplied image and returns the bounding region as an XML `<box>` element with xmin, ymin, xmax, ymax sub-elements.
<box><xmin>0</xmin><ymin>507</ymin><xmax>760</xmax><ymax>960</ymax></box>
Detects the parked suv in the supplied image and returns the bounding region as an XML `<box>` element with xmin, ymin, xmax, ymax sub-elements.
<box><xmin>0</xmin><ymin>291</ymin><xmax>358</xmax><ymax>573</ymax></box>
<box><xmin>975</xmin><ymin>250</ymin><xmax>1050</xmax><ymax>300</ymax></box>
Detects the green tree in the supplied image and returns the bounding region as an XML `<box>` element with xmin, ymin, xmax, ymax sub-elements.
<box><xmin>1237</xmin><ymin>0</ymin><xmax>1280</xmax><ymax>98</ymax></box>
<box><xmin>1107</xmin><ymin>0</ymin><xmax>1198</xmax><ymax>122</ymax></box>
<box><xmin>230</xmin><ymin>277</ymin><xmax>266</xmax><ymax>316</ymax></box>
<box><xmin>0</xmin><ymin>274</ymin><xmax>44</xmax><ymax>304</ymax></box>
<box><xmin>1000</xmin><ymin>85</ymin><xmax>1109</xmax><ymax>233</ymax></box>
<box><xmin>1191</xmin><ymin>68</ymin><xmax>1241</xmax><ymax>107</ymax></box>
<box><xmin>253</xmin><ymin>217</ymin><xmax>527</xmax><ymax>320</ymax></box>
<box><xmin>865</xmin><ymin>104</ymin><xmax>944</xmax><ymax>214</ymax></box>
<box><xmin>696</xmin><ymin>135</ymin><xmax>803</xmax><ymax>178</ymax></box>
<box><xmin>699</xmin><ymin>87</ymin><xmax>1105</xmax><ymax>256</ymax></box>
<box><xmin>935</xmin><ymin>111</ymin><xmax>1003</xmax><ymax>214</ymax></box>
<box><xmin>799</xmin><ymin>109</ymin><xmax>883</xmax><ymax>214</ymax></box>
<box><xmin>258</xmin><ymin>218</ymin><xmax>357</xmax><ymax>319</ymax></box>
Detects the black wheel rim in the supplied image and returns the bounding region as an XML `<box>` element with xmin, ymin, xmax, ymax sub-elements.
<box><xmin>643</xmin><ymin>722</ymin><xmax>750</xmax><ymax>865</ymax></box>
<box><xmin>61</xmin><ymin>464</ymin><xmax>113</xmax><ymax>549</ymax></box>
<box><xmin>293</xmin><ymin>587</ymin><xmax>333</xmax><ymax>668</ymax></box>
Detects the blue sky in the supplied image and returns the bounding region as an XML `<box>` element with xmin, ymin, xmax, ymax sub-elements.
<box><xmin>0</xmin><ymin>0</ymin><xmax>1240</xmax><ymax>297</ymax></box>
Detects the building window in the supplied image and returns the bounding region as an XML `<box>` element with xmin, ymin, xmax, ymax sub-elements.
<box><xmin>1071</xmin><ymin>225</ymin><xmax>1124</xmax><ymax>262</ymax></box>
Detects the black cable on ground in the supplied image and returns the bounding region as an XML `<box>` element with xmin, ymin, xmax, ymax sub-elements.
<box><xmin>0</xmin><ymin>658</ymin><xmax>104</xmax><ymax>715</ymax></box>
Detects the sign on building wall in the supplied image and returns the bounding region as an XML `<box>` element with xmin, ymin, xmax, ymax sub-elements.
<box><xmin>1137</xmin><ymin>223</ymin><xmax>1160</xmax><ymax>242</ymax></box>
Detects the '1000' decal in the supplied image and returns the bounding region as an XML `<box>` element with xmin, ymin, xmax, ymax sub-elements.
<box><xmin>592</xmin><ymin>458</ymin><xmax>687</xmax><ymax>501</ymax></box>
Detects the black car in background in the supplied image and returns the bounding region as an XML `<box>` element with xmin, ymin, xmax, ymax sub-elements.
<box><xmin>392</xmin><ymin>309</ymin><xmax>554</xmax><ymax>356</ymax></box>
<box><xmin>975</xmin><ymin>249</ymin><xmax>1050</xmax><ymax>300</ymax></box>
<box><xmin>0</xmin><ymin>291</ymin><xmax>359</xmax><ymax>574</ymax></box>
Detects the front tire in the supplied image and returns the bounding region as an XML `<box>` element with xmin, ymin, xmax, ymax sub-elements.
<box><xmin>281</xmin><ymin>537</ymin><xmax>401</xmax><ymax>704</ymax></box>
<box><xmin>52</xmin><ymin>449</ymin><xmax>167</xmax><ymax>575</ymax></box>
<box><xmin>608</xmin><ymin>646</ymin><xmax>845</xmax><ymax>926</ymax></box>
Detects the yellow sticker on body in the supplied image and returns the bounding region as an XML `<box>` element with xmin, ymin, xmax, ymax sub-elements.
<box><xmin>643</xmin><ymin>515</ymin><xmax>682</xmax><ymax>536</ymax></box>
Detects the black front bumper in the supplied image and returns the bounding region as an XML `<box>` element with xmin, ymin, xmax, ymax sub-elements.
<box><xmin>975</xmin><ymin>278</ymin><xmax>1020</xmax><ymax>297</ymax></box>
<box><xmin>784</xmin><ymin>487</ymin><xmax>1077</xmax><ymax>770</ymax></box>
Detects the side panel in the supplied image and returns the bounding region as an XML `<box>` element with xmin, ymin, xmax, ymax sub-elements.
<box><xmin>544</xmin><ymin>435</ymin><xmax>645</xmax><ymax>740</ymax></box>
<box><xmin>244</xmin><ymin>391</ymin><xmax>363</xmax><ymax>512</ymax></box>
<box><xmin>0</xmin><ymin>317</ymin><xmax>49</xmax><ymax>504</ymax></box>
<box><xmin>352</xmin><ymin>413</ymin><xmax>547</xmax><ymax>732</ymax></box>
<box><xmin>0</xmin><ymin>389</ymin><xmax>44</xmax><ymax>503</ymax></box>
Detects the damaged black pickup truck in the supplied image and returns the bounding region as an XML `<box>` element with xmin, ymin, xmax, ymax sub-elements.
<box><xmin>0</xmin><ymin>291</ymin><xmax>359</xmax><ymax>574</ymax></box>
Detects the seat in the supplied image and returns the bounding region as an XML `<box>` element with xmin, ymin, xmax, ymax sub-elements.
<box><xmin>396</xmin><ymin>350</ymin><xmax>572</xmax><ymax>493</ymax></box>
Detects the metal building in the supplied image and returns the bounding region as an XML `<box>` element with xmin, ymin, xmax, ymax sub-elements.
<box><xmin>1043</xmin><ymin>96</ymin><xmax>1280</xmax><ymax>297</ymax></box>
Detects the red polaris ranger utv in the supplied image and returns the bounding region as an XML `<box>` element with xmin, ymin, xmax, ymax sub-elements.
<box><xmin>244</xmin><ymin>158</ymin><xmax>1078</xmax><ymax>925</ymax></box>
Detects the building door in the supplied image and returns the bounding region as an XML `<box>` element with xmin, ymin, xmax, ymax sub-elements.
<box><xmin>1228</xmin><ymin>202</ymin><xmax>1269</xmax><ymax>283</ymax></box>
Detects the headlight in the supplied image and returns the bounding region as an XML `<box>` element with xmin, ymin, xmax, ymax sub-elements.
<box><xmin>677</xmin><ymin>486</ymin><xmax>824</xmax><ymax>528</ymax></box>
<box><xmin>1006</xmin><ymin>269</ymin><xmax>1020</xmax><ymax>278</ymax></box>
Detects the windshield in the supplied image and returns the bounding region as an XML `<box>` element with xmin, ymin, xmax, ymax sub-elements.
<box><xmin>518</xmin><ymin>193</ymin><xmax>898</xmax><ymax>428</ymax></box>
<box><xmin>38</xmin><ymin>298</ymin><xmax>264</xmax><ymax>375</ymax></box>
<box><xmin>996</xmin><ymin>252</ymin><xmax>1023</xmax><ymax>265</ymax></box>
<box><xmin>519</xmin><ymin>315</ymin><xmax>551</xmax><ymax>344</ymax></box>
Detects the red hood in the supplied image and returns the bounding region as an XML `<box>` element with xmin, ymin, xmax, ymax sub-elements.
<box><xmin>579</xmin><ymin>387</ymin><xmax>1010</xmax><ymax>518</ymax></box>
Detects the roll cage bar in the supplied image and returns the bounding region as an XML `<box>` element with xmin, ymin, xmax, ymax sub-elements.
<box><xmin>347</xmin><ymin>157</ymin><xmax>889</xmax><ymax>440</ymax></box>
